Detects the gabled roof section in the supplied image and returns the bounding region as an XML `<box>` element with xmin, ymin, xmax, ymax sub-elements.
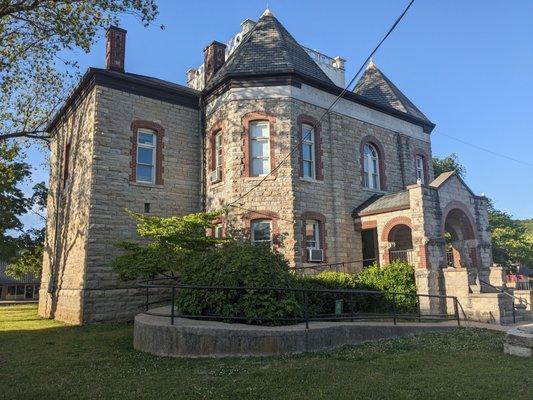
<box><xmin>429</xmin><ymin>170</ymin><xmax>481</xmax><ymax>198</ymax></box>
<box><xmin>206</xmin><ymin>11</ymin><xmax>335</xmax><ymax>90</ymax></box>
<box><xmin>352</xmin><ymin>191</ymin><xmax>410</xmax><ymax>218</ymax></box>
<box><xmin>353</xmin><ymin>61</ymin><xmax>432</xmax><ymax>126</ymax></box>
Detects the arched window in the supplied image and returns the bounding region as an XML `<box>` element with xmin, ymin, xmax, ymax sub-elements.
<box><xmin>131</xmin><ymin>120</ymin><xmax>164</xmax><ymax>185</ymax></box>
<box><xmin>363</xmin><ymin>143</ymin><xmax>380</xmax><ymax>190</ymax></box>
<box><xmin>415</xmin><ymin>154</ymin><xmax>425</xmax><ymax>184</ymax></box>
<box><xmin>301</xmin><ymin>124</ymin><xmax>315</xmax><ymax>179</ymax></box>
<box><xmin>250</xmin><ymin>121</ymin><xmax>271</xmax><ymax>177</ymax></box>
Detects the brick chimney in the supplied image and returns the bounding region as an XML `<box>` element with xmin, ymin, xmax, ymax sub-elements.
<box><xmin>204</xmin><ymin>41</ymin><xmax>226</xmax><ymax>83</ymax></box>
<box><xmin>106</xmin><ymin>26</ymin><xmax>127</xmax><ymax>72</ymax></box>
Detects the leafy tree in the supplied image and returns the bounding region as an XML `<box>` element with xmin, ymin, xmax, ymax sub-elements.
<box><xmin>0</xmin><ymin>0</ymin><xmax>159</xmax><ymax>143</ymax></box>
<box><xmin>432</xmin><ymin>153</ymin><xmax>466</xmax><ymax>179</ymax></box>
<box><xmin>0</xmin><ymin>142</ymin><xmax>31</xmax><ymax>259</ymax></box>
<box><xmin>5</xmin><ymin>184</ymin><xmax>47</xmax><ymax>280</ymax></box>
<box><xmin>111</xmin><ymin>210</ymin><xmax>228</xmax><ymax>280</ymax></box>
<box><xmin>487</xmin><ymin>200</ymin><xmax>533</xmax><ymax>269</ymax></box>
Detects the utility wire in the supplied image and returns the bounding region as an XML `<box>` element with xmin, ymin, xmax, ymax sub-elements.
<box><xmin>228</xmin><ymin>0</ymin><xmax>416</xmax><ymax>208</ymax></box>
<box><xmin>436</xmin><ymin>131</ymin><xmax>533</xmax><ymax>167</ymax></box>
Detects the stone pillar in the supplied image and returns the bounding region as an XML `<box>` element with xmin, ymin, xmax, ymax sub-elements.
<box><xmin>442</xmin><ymin>267</ymin><xmax>470</xmax><ymax>316</ymax></box>
<box><xmin>415</xmin><ymin>269</ymin><xmax>442</xmax><ymax>315</ymax></box>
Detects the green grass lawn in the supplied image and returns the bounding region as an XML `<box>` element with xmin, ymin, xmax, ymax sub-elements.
<box><xmin>1</xmin><ymin>304</ymin><xmax>531</xmax><ymax>400</ymax></box>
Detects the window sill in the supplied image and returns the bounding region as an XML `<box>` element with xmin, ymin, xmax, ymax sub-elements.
<box><xmin>210</xmin><ymin>180</ymin><xmax>225</xmax><ymax>188</ymax></box>
<box><xmin>299</xmin><ymin>177</ymin><xmax>324</xmax><ymax>184</ymax></box>
<box><xmin>244</xmin><ymin>176</ymin><xmax>277</xmax><ymax>181</ymax></box>
<box><xmin>130</xmin><ymin>181</ymin><xmax>164</xmax><ymax>189</ymax></box>
<box><xmin>361</xmin><ymin>187</ymin><xmax>387</xmax><ymax>195</ymax></box>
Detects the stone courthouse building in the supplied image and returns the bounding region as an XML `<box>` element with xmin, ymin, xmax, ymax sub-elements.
<box><xmin>39</xmin><ymin>10</ymin><xmax>511</xmax><ymax>324</ymax></box>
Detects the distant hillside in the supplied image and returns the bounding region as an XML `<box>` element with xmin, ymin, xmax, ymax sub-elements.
<box><xmin>519</xmin><ymin>219</ymin><xmax>533</xmax><ymax>235</ymax></box>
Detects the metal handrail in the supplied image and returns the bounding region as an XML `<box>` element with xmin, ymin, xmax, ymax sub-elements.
<box><xmin>290</xmin><ymin>259</ymin><xmax>368</xmax><ymax>274</ymax></box>
<box><xmin>478</xmin><ymin>278</ymin><xmax>529</xmax><ymax>324</ymax></box>
<box><xmin>139</xmin><ymin>281</ymin><xmax>461</xmax><ymax>328</ymax></box>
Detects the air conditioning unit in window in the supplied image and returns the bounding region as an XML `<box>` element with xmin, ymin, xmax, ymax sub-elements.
<box><xmin>308</xmin><ymin>248</ymin><xmax>324</xmax><ymax>262</ymax></box>
<box><xmin>210</xmin><ymin>169</ymin><xmax>221</xmax><ymax>182</ymax></box>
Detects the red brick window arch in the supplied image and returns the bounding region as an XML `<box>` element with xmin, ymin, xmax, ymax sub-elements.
<box><xmin>130</xmin><ymin>120</ymin><xmax>164</xmax><ymax>185</ymax></box>
<box><xmin>360</xmin><ymin>135</ymin><xmax>386</xmax><ymax>190</ymax></box>
<box><xmin>298</xmin><ymin>115</ymin><xmax>323</xmax><ymax>180</ymax></box>
<box><xmin>301</xmin><ymin>211</ymin><xmax>327</xmax><ymax>263</ymax></box>
<box><xmin>242</xmin><ymin>112</ymin><xmax>277</xmax><ymax>177</ymax></box>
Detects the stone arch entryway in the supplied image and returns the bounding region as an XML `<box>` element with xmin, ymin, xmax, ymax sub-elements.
<box><xmin>442</xmin><ymin>202</ymin><xmax>479</xmax><ymax>283</ymax></box>
<box><xmin>381</xmin><ymin>217</ymin><xmax>415</xmax><ymax>266</ymax></box>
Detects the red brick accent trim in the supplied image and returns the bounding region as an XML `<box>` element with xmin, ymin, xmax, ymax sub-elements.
<box><xmin>130</xmin><ymin>120</ymin><xmax>165</xmax><ymax>185</ymax></box>
<box><xmin>381</xmin><ymin>216</ymin><xmax>412</xmax><ymax>265</ymax></box>
<box><xmin>354</xmin><ymin>220</ymin><xmax>377</xmax><ymax>231</ymax></box>
<box><xmin>242</xmin><ymin>112</ymin><xmax>277</xmax><ymax>177</ymax></box>
<box><xmin>441</xmin><ymin>201</ymin><xmax>477</xmax><ymax>240</ymax></box>
<box><xmin>208</xmin><ymin>121</ymin><xmax>224</xmax><ymax>184</ymax></box>
<box><xmin>360</xmin><ymin>135</ymin><xmax>386</xmax><ymax>190</ymax></box>
<box><xmin>210</xmin><ymin>215</ymin><xmax>226</xmax><ymax>237</ymax></box>
<box><xmin>242</xmin><ymin>210</ymin><xmax>280</xmax><ymax>247</ymax></box>
<box><xmin>412</xmin><ymin>147</ymin><xmax>430</xmax><ymax>184</ymax></box>
<box><xmin>418</xmin><ymin>243</ymin><xmax>429</xmax><ymax>268</ymax></box>
<box><xmin>301</xmin><ymin>211</ymin><xmax>327</xmax><ymax>263</ymax></box>
<box><xmin>380</xmin><ymin>216</ymin><xmax>412</xmax><ymax>242</ymax></box>
<box><xmin>297</xmin><ymin>115</ymin><xmax>323</xmax><ymax>180</ymax></box>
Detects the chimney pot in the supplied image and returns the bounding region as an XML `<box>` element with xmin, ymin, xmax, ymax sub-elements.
<box><xmin>203</xmin><ymin>41</ymin><xmax>227</xmax><ymax>84</ymax></box>
<box><xmin>106</xmin><ymin>26</ymin><xmax>127</xmax><ymax>72</ymax></box>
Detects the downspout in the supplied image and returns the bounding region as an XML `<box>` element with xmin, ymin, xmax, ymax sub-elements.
<box><xmin>199</xmin><ymin>95</ymin><xmax>207</xmax><ymax>211</ymax></box>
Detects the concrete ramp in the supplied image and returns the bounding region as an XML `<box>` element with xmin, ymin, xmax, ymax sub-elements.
<box><xmin>134</xmin><ymin>308</ymin><xmax>459</xmax><ymax>358</ymax></box>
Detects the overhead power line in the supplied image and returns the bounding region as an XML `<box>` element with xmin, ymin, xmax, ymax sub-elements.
<box><xmin>436</xmin><ymin>131</ymin><xmax>533</xmax><ymax>167</ymax></box>
<box><xmin>228</xmin><ymin>0</ymin><xmax>416</xmax><ymax>208</ymax></box>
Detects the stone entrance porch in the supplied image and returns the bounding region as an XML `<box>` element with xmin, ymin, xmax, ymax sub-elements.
<box><xmin>353</xmin><ymin>172</ymin><xmax>514</xmax><ymax>324</ymax></box>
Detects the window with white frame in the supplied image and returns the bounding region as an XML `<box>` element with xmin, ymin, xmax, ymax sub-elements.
<box><xmin>214</xmin><ymin>223</ymin><xmax>223</xmax><ymax>238</ymax></box>
<box><xmin>213</xmin><ymin>131</ymin><xmax>222</xmax><ymax>178</ymax></box>
<box><xmin>301</xmin><ymin>124</ymin><xmax>315</xmax><ymax>179</ymax></box>
<box><xmin>136</xmin><ymin>129</ymin><xmax>156</xmax><ymax>183</ymax></box>
<box><xmin>305</xmin><ymin>219</ymin><xmax>320</xmax><ymax>249</ymax></box>
<box><xmin>251</xmin><ymin>219</ymin><xmax>272</xmax><ymax>245</ymax></box>
<box><xmin>363</xmin><ymin>143</ymin><xmax>380</xmax><ymax>190</ymax></box>
<box><xmin>415</xmin><ymin>154</ymin><xmax>425</xmax><ymax>183</ymax></box>
<box><xmin>250</xmin><ymin>121</ymin><xmax>270</xmax><ymax>177</ymax></box>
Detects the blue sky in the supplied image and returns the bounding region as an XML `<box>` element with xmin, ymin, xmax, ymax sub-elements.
<box><xmin>21</xmin><ymin>0</ymin><xmax>533</xmax><ymax>230</ymax></box>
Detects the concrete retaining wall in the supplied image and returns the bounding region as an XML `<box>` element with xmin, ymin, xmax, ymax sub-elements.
<box><xmin>133</xmin><ymin>311</ymin><xmax>458</xmax><ymax>358</ymax></box>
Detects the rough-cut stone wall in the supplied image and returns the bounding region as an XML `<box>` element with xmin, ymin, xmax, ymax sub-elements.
<box><xmin>205</xmin><ymin>94</ymin><xmax>431</xmax><ymax>270</ymax></box>
<box><xmin>82</xmin><ymin>86</ymin><xmax>201</xmax><ymax>322</ymax></box>
<box><xmin>40</xmin><ymin>84</ymin><xmax>201</xmax><ymax>324</ymax></box>
<box><xmin>205</xmin><ymin>98</ymin><xmax>297</xmax><ymax>264</ymax></box>
<box><xmin>39</xmin><ymin>87</ymin><xmax>97</xmax><ymax>324</ymax></box>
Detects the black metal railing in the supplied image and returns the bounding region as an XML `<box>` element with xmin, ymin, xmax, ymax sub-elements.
<box><xmin>138</xmin><ymin>281</ymin><xmax>461</xmax><ymax>329</ymax></box>
<box><xmin>290</xmin><ymin>260</ymin><xmax>364</xmax><ymax>274</ymax></box>
<box><xmin>478</xmin><ymin>278</ymin><xmax>528</xmax><ymax>324</ymax></box>
<box><xmin>389</xmin><ymin>249</ymin><xmax>415</xmax><ymax>265</ymax></box>
<box><xmin>446</xmin><ymin>251</ymin><xmax>455</xmax><ymax>267</ymax></box>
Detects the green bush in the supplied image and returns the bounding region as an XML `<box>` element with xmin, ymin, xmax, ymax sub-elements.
<box><xmin>357</xmin><ymin>261</ymin><xmax>417</xmax><ymax>312</ymax></box>
<box><xmin>176</xmin><ymin>242</ymin><xmax>302</xmax><ymax>325</ymax></box>
<box><xmin>295</xmin><ymin>271</ymin><xmax>381</xmax><ymax>316</ymax></box>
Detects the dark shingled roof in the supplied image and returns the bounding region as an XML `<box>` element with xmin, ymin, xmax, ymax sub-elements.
<box><xmin>352</xmin><ymin>191</ymin><xmax>410</xmax><ymax>217</ymax></box>
<box><xmin>354</xmin><ymin>62</ymin><xmax>431</xmax><ymax>124</ymax></box>
<box><xmin>207</xmin><ymin>12</ymin><xmax>334</xmax><ymax>90</ymax></box>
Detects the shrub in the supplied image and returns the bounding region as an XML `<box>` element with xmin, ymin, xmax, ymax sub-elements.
<box><xmin>357</xmin><ymin>261</ymin><xmax>417</xmax><ymax>312</ymax></box>
<box><xmin>176</xmin><ymin>242</ymin><xmax>302</xmax><ymax>325</ymax></box>
<box><xmin>295</xmin><ymin>271</ymin><xmax>381</xmax><ymax>315</ymax></box>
